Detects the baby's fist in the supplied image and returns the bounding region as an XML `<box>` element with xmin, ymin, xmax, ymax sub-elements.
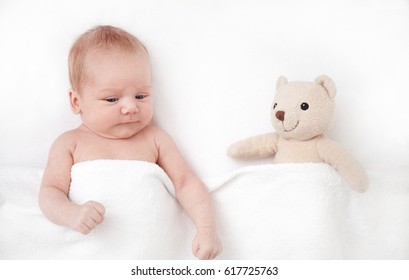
<box><xmin>192</xmin><ymin>229</ymin><xmax>223</xmax><ymax>260</ymax></box>
<box><xmin>70</xmin><ymin>200</ymin><xmax>105</xmax><ymax>235</ymax></box>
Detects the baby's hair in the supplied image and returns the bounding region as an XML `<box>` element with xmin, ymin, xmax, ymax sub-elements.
<box><xmin>68</xmin><ymin>25</ymin><xmax>147</xmax><ymax>93</ymax></box>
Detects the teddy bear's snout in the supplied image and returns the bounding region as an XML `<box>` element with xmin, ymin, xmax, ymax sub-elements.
<box><xmin>276</xmin><ymin>111</ymin><xmax>285</xmax><ymax>121</ymax></box>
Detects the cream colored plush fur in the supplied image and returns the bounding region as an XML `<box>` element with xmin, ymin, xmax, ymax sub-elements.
<box><xmin>227</xmin><ymin>75</ymin><xmax>368</xmax><ymax>192</ymax></box>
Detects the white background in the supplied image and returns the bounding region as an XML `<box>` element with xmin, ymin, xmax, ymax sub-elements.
<box><xmin>0</xmin><ymin>0</ymin><xmax>408</xmax><ymax>179</ymax></box>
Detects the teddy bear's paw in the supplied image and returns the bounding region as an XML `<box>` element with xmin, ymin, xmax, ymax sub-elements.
<box><xmin>354</xmin><ymin>184</ymin><xmax>368</xmax><ymax>193</ymax></box>
<box><xmin>227</xmin><ymin>143</ymin><xmax>242</xmax><ymax>159</ymax></box>
<box><xmin>351</xmin><ymin>178</ymin><xmax>369</xmax><ymax>193</ymax></box>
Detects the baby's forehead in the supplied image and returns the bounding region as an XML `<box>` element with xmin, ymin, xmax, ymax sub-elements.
<box><xmin>82</xmin><ymin>48</ymin><xmax>151</xmax><ymax>76</ymax></box>
<box><xmin>80</xmin><ymin>47</ymin><xmax>151</xmax><ymax>89</ymax></box>
<box><xmin>86</xmin><ymin>46</ymin><xmax>148</xmax><ymax>61</ymax></box>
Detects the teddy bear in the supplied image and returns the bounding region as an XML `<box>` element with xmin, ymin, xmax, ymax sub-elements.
<box><xmin>227</xmin><ymin>75</ymin><xmax>368</xmax><ymax>193</ymax></box>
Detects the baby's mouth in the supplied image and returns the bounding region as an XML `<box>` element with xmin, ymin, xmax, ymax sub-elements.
<box><xmin>121</xmin><ymin>119</ymin><xmax>138</xmax><ymax>124</ymax></box>
<box><xmin>282</xmin><ymin>121</ymin><xmax>299</xmax><ymax>132</ymax></box>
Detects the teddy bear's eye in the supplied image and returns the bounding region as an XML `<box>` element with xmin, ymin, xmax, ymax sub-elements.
<box><xmin>273</xmin><ymin>103</ymin><xmax>277</xmax><ymax>109</ymax></box>
<box><xmin>300</xmin><ymin>102</ymin><xmax>309</xmax><ymax>111</ymax></box>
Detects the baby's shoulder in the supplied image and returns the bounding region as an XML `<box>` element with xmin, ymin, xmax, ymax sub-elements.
<box><xmin>51</xmin><ymin>128</ymin><xmax>83</xmax><ymax>149</ymax></box>
<box><xmin>44</xmin><ymin>130</ymin><xmax>77</xmax><ymax>158</ymax></box>
<box><xmin>58</xmin><ymin>128</ymin><xmax>82</xmax><ymax>140</ymax></box>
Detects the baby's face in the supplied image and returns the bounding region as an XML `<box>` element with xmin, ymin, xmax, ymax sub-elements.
<box><xmin>74</xmin><ymin>49</ymin><xmax>153</xmax><ymax>139</ymax></box>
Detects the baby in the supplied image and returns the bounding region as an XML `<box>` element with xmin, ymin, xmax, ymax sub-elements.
<box><xmin>39</xmin><ymin>25</ymin><xmax>222</xmax><ymax>260</ymax></box>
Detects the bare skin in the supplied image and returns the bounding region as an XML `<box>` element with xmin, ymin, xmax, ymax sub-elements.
<box><xmin>39</xmin><ymin>49</ymin><xmax>222</xmax><ymax>259</ymax></box>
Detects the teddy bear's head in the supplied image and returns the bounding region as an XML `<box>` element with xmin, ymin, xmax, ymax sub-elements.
<box><xmin>271</xmin><ymin>75</ymin><xmax>336</xmax><ymax>141</ymax></box>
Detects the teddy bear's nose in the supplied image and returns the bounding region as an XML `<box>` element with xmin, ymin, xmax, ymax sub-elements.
<box><xmin>276</xmin><ymin>111</ymin><xmax>285</xmax><ymax>121</ymax></box>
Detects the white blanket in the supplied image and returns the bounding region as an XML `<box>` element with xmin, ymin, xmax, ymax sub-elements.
<box><xmin>1</xmin><ymin>161</ymin><xmax>408</xmax><ymax>259</ymax></box>
<box><xmin>211</xmin><ymin>164</ymin><xmax>409</xmax><ymax>259</ymax></box>
<box><xmin>0</xmin><ymin>161</ymin><xmax>191</xmax><ymax>259</ymax></box>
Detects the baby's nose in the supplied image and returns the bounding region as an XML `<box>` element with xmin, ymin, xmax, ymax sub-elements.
<box><xmin>121</xmin><ymin>100</ymin><xmax>139</xmax><ymax>114</ymax></box>
<box><xmin>276</xmin><ymin>111</ymin><xmax>285</xmax><ymax>121</ymax></box>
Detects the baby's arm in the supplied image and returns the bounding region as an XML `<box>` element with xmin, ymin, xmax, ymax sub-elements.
<box><xmin>153</xmin><ymin>127</ymin><xmax>222</xmax><ymax>260</ymax></box>
<box><xmin>39</xmin><ymin>132</ymin><xmax>105</xmax><ymax>234</ymax></box>
<box><xmin>227</xmin><ymin>132</ymin><xmax>278</xmax><ymax>160</ymax></box>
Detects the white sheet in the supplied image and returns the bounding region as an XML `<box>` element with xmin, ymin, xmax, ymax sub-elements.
<box><xmin>1</xmin><ymin>161</ymin><xmax>409</xmax><ymax>259</ymax></box>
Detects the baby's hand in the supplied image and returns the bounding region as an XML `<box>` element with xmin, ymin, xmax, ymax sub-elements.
<box><xmin>192</xmin><ymin>228</ymin><xmax>223</xmax><ymax>260</ymax></box>
<box><xmin>69</xmin><ymin>200</ymin><xmax>105</xmax><ymax>235</ymax></box>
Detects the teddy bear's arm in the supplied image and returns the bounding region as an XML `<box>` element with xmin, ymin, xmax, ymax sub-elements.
<box><xmin>227</xmin><ymin>133</ymin><xmax>278</xmax><ymax>160</ymax></box>
<box><xmin>316</xmin><ymin>138</ymin><xmax>368</xmax><ymax>192</ymax></box>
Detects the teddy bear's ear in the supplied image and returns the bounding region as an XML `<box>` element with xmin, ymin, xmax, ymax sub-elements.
<box><xmin>315</xmin><ymin>75</ymin><xmax>336</xmax><ymax>99</ymax></box>
<box><xmin>276</xmin><ymin>76</ymin><xmax>288</xmax><ymax>90</ymax></box>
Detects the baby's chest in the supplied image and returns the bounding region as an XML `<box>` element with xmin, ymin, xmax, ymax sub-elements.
<box><xmin>73</xmin><ymin>138</ymin><xmax>158</xmax><ymax>163</ymax></box>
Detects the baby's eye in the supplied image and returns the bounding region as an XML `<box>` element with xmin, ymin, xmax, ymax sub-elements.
<box><xmin>300</xmin><ymin>102</ymin><xmax>309</xmax><ymax>111</ymax></box>
<box><xmin>135</xmin><ymin>95</ymin><xmax>145</xmax><ymax>100</ymax></box>
<box><xmin>273</xmin><ymin>103</ymin><xmax>277</xmax><ymax>109</ymax></box>
<box><xmin>105</xmin><ymin>97</ymin><xmax>119</xmax><ymax>103</ymax></box>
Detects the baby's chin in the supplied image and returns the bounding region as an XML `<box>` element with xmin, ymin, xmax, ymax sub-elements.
<box><xmin>95</xmin><ymin>124</ymin><xmax>146</xmax><ymax>140</ymax></box>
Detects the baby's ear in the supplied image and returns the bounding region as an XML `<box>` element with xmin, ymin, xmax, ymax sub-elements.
<box><xmin>276</xmin><ymin>76</ymin><xmax>288</xmax><ymax>90</ymax></box>
<box><xmin>315</xmin><ymin>75</ymin><xmax>336</xmax><ymax>99</ymax></box>
<box><xmin>69</xmin><ymin>89</ymin><xmax>81</xmax><ymax>114</ymax></box>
